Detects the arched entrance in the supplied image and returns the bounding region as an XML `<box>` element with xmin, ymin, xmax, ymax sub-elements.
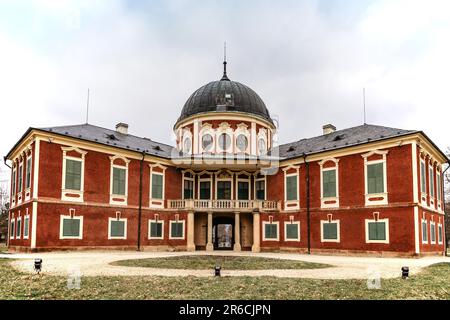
<box><xmin>213</xmin><ymin>216</ymin><xmax>234</xmax><ymax>250</ymax></box>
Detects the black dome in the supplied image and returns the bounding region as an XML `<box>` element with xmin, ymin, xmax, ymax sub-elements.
<box><xmin>177</xmin><ymin>72</ymin><xmax>273</xmax><ymax>125</ymax></box>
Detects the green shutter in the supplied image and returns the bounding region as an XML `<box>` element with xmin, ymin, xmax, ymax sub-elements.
<box><xmin>422</xmin><ymin>221</ymin><xmax>428</xmax><ymax>242</ymax></box>
<box><xmin>367</xmin><ymin>163</ymin><xmax>384</xmax><ymax>194</ymax></box>
<box><xmin>286</xmin><ymin>175</ymin><xmax>298</xmax><ymax>201</ymax></box>
<box><xmin>322</xmin><ymin>169</ymin><xmax>336</xmax><ymax>198</ymax></box>
<box><xmin>171</xmin><ymin>222</ymin><xmax>183</xmax><ymax>238</ymax></box>
<box><xmin>62</xmin><ymin>218</ymin><xmax>81</xmax><ymax>237</ymax></box>
<box><xmin>65</xmin><ymin>159</ymin><xmax>82</xmax><ymax>190</ymax></box>
<box><xmin>368</xmin><ymin>222</ymin><xmax>386</xmax><ymax>241</ymax></box>
<box><xmin>150</xmin><ymin>222</ymin><xmax>163</xmax><ymax>238</ymax></box>
<box><xmin>264</xmin><ymin>224</ymin><xmax>278</xmax><ymax>239</ymax></box>
<box><xmin>323</xmin><ymin>222</ymin><xmax>338</xmax><ymax>240</ymax></box>
<box><xmin>113</xmin><ymin>167</ymin><xmax>126</xmax><ymax>195</ymax></box>
<box><xmin>199</xmin><ymin>181</ymin><xmax>211</xmax><ymax>200</ymax></box>
<box><xmin>286</xmin><ymin>223</ymin><xmax>299</xmax><ymax>239</ymax></box>
<box><xmin>238</xmin><ymin>181</ymin><xmax>249</xmax><ymax>200</ymax></box>
<box><xmin>110</xmin><ymin>220</ymin><xmax>125</xmax><ymax>237</ymax></box>
<box><xmin>151</xmin><ymin>174</ymin><xmax>163</xmax><ymax>199</ymax></box>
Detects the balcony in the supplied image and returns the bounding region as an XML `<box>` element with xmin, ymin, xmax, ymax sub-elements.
<box><xmin>167</xmin><ymin>199</ymin><xmax>280</xmax><ymax>212</ymax></box>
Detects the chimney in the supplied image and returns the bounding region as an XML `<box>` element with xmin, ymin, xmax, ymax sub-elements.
<box><xmin>322</xmin><ymin>124</ymin><xmax>336</xmax><ymax>135</ymax></box>
<box><xmin>115</xmin><ymin>122</ymin><xmax>129</xmax><ymax>135</ymax></box>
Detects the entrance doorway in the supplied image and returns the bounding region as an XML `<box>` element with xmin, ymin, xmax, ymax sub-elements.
<box><xmin>213</xmin><ymin>216</ymin><xmax>234</xmax><ymax>250</ymax></box>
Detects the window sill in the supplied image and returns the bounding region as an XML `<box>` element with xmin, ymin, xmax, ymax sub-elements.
<box><xmin>284</xmin><ymin>200</ymin><xmax>299</xmax><ymax>211</ymax></box>
<box><xmin>321</xmin><ymin>197</ymin><xmax>339</xmax><ymax>209</ymax></box>
<box><xmin>150</xmin><ymin>198</ymin><xmax>165</xmax><ymax>209</ymax></box>
<box><xmin>110</xmin><ymin>195</ymin><xmax>127</xmax><ymax>206</ymax></box>
<box><xmin>61</xmin><ymin>189</ymin><xmax>84</xmax><ymax>202</ymax></box>
<box><xmin>365</xmin><ymin>193</ymin><xmax>388</xmax><ymax>206</ymax></box>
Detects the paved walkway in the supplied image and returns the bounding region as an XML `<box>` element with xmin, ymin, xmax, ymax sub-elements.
<box><xmin>2</xmin><ymin>250</ymin><xmax>449</xmax><ymax>279</ymax></box>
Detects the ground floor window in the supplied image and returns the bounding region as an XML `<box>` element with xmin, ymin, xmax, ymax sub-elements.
<box><xmin>422</xmin><ymin>219</ymin><xmax>428</xmax><ymax>243</ymax></box>
<box><xmin>10</xmin><ymin>219</ymin><xmax>15</xmax><ymax>239</ymax></box>
<box><xmin>108</xmin><ymin>218</ymin><xmax>127</xmax><ymax>239</ymax></box>
<box><xmin>365</xmin><ymin>219</ymin><xmax>389</xmax><ymax>243</ymax></box>
<box><xmin>60</xmin><ymin>215</ymin><xmax>83</xmax><ymax>239</ymax></box>
<box><xmin>16</xmin><ymin>217</ymin><xmax>22</xmax><ymax>239</ymax></box>
<box><xmin>430</xmin><ymin>222</ymin><xmax>436</xmax><ymax>244</ymax></box>
<box><xmin>438</xmin><ymin>224</ymin><xmax>443</xmax><ymax>244</ymax></box>
<box><xmin>263</xmin><ymin>221</ymin><xmax>279</xmax><ymax>241</ymax></box>
<box><xmin>284</xmin><ymin>221</ymin><xmax>300</xmax><ymax>241</ymax></box>
<box><xmin>321</xmin><ymin>220</ymin><xmax>340</xmax><ymax>242</ymax></box>
<box><xmin>23</xmin><ymin>215</ymin><xmax>30</xmax><ymax>239</ymax></box>
<box><xmin>149</xmin><ymin>220</ymin><xmax>164</xmax><ymax>239</ymax></box>
<box><xmin>169</xmin><ymin>220</ymin><xmax>185</xmax><ymax>239</ymax></box>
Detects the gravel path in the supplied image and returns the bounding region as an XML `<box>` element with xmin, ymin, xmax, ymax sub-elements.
<box><xmin>2</xmin><ymin>250</ymin><xmax>449</xmax><ymax>279</ymax></box>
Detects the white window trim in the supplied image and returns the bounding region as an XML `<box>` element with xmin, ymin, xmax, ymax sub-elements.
<box><xmin>430</xmin><ymin>221</ymin><xmax>436</xmax><ymax>244</ymax></box>
<box><xmin>23</xmin><ymin>214</ymin><xmax>30</xmax><ymax>239</ymax></box>
<box><xmin>182</xmin><ymin>129</ymin><xmax>193</xmax><ymax>155</ymax></box>
<box><xmin>11</xmin><ymin>166</ymin><xmax>16</xmax><ymax>207</ymax></box>
<box><xmin>235</xmin><ymin>171</ymin><xmax>251</xmax><ymax>201</ymax></box>
<box><xmin>215</xmin><ymin>122</ymin><xmax>233</xmax><ymax>153</ymax></box>
<box><xmin>17</xmin><ymin>161</ymin><xmax>23</xmax><ymax>205</ymax></box>
<box><xmin>319</xmin><ymin>158</ymin><xmax>339</xmax><ymax>209</ymax></box>
<box><xmin>108</xmin><ymin>217</ymin><xmax>127</xmax><ymax>240</ymax></box>
<box><xmin>262</xmin><ymin>221</ymin><xmax>279</xmax><ymax>241</ymax></box>
<box><xmin>422</xmin><ymin>219</ymin><xmax>428</xmax><ymax>244</ymax></box>
<box><xmin>362</xmin><ymin>150</ymin><xmax>388</xmax><ymax>206</ymax></box>
<box><xmin>148</xmin><ymin>219</ymin><xmax>165</xmax><ymax>240</ymax></box>
<box><xmin>169</xmin><ymin>220</ymin><xmax>185</xmax><ymax>239</ymax></box>
<box><xmin>61</xmin><ymin>147</ymin><xmax>87</xmax><ymax>203</ymax></box>
<box><xmin>420</xmin><ymin>158</ymin><xmax>427</xmax><ymax>206</ymax></box>
<box><xmin>197</xmin><ymin>171</ymin><xmax>213</xmax><ymax>200</ymax></box>
<box><xmin>149</xmin><ymin>164</ymin><xmax>166</xmax><ymax>208</ymax></box>
<box><xmin>215</xmin><ymin>171</ymin><xmax>234</xmax><ymax>200</ymax></box>
<box><xmin>16</xmin><ymin>216</ymin><xmax>22</xmax><ymax>239</ymax></box>
<box><xmin>253</xmin><ymin>174</ymin><xmax>267</xmax><ymax>201</ymax></box>
<box><xmin>436</xmin><ymin>171</ymin><xmax>442</xmax><ymax>211</ymax></box>
<box><xmin>365</xmin><ymin>218</ymin><xmax>389</xmax><ymax>244</ymax></box>
<box><xmin>257</xmin><ymin>128</ymin><xmax>267</xmax><ymax>156</ymax></box>
<box><xmin>182</xmin><ymin>170</ymin><xmax>196</xmax><ymax>200</ymax></box>
<box><xmin>429</xmin><ymin>165</ymin><xmax>435</xmax><ymax>207</ymax></box>
<box><xmin>25</xmin><ymin>155</ymin><xmax>32</xmax><ymax>201</ymax></box>
<box><xmin>284</xmin><ymin>221</ymin><xmax>300</xmax><ymax>242</ymax></box>
<box><xmin>59</xmin><ymin>215</ymin><xmax>83</xmax><ymax>240</ymax></box>
<box><xmin>234</xmin><ymin>123</ymin><xmax>251</xmax><ymax>154</ymax></box>
<box><xmin>109</xmin><ymin>155</ymin><xmax>130</xmax><ymax>206</ymax></box>
<box><xmin>199</xmin><ymin>124</ymin><xmax>215</xmax><ymax>153</ymax></box>
<box><xmin>10</xmin><ymin>218</ymin><xmax>15</xmax><ymax>239</ymax></box>
<box><xmin>283</xmin><ymin>165</ymin><xmax>300</xmax><ymax>211</ymax></box>
<box><xmin>438</xmin><ymin>223</ymin><xmax>443</xmax><ymax>244</ymax></box>
<box><xmin>320</xmin><ymin>219</ymin><xmax>341</xmax><ymax>243</ymax></box>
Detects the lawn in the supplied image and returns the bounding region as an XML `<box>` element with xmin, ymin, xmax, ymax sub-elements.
<box><xmin>0</xmin><ymin>243</ymin><xmax>7</xmax><ymax>253</ymax></box>
<box><xmin>1</xmin><ymin>259</ymin><xmax>450</xmax><ymax>299</ymax></box>
<box><xmin>110</xmin><ymin>255</ymin><xmax>331</xmax><ymax>270</ymax></box>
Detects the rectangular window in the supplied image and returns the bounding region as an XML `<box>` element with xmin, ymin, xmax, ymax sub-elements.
<box><xmin>12</xmin><ymin>169</ymin><xmax>16</xmax><ymax>196</ymax></box>
<box><xmin>422</xmin><ymin>220</ymin><xmax>428</xmax><ymax>243</ymax></box>
<box><xmin>18</xmin><ymin>164</ymin><xmax>23</xmax><ymax>193</ymax></box>
<box><xmin>151</xmin><ymin>173</ymin><xmax>163</xmax><ymax>199</ymax></box>
<box><xmin>255</xmin><ymin>180</ymin><xmax>265</xmax><ymax>200</ymax></box>
<box><xmin>237</xmin><ymin>181</ymin><xmax>249</xmax><ymax>200</ymax></box>
<box><xmin>322</xmin><ymin>169</ymin><xmax>337</xmax><ymax>198</ymax></box>
<box><xmin>61</xmin><ymin>217</ymin><xmax>82</xmax><ymax>238</ymax></box>
<box><xmin>184</xmin><ymin>180</ymin><xmax>194</xmax><ymax>199</ymax></box>
<box><xmin>170</xmin><ymin>221</ymin><xmax>184</xmax><ymax>239</ymax></box>
<box><xmin>322</xmin><ymin>222</ymin><xmax>339</xmax><ymax>241</ymax></box>
<box><xmin>437</xmin><ymin>174</ymin><xmax>441</xmax><ymax>201</ymax></box>
<box><xmin>429</xmin><ymin>167</ymin><xmax>435</xmax><ymax>197</ymax></box>
<box><xmin>217</xmin><ymin>181</ymin><xmax>232</xmax><ymax>200</ymax></box>
<box><xmin>149</xmin><ymin>220</ymin><xmax>164</xmax><ymax>239</ymax></box>
<box><xmin>16</xmin><ymin>218</ymin><xmax>21</xmax><ymax>239</ymax></box>
<box><xmin>438</xmin><ymin>224</ymin><xmax>443</xmax><ymax>244</ymax></box>
<box><xmin>65</xmin><ymin>159</ymin><xmax>82</xmax><ymax>190</ymax></box>
<box><xmin>420</xmin><ymin>161</ymin><xmax>426</xmax><ymax>193</ymax></box>
<box><xmin>286</xmin><ymin>175</ymin><xmax>298</xmax><ymax>201</ymax></box>
<box><xmin>25</xmin><ymin>157</ymin><xmax>32</xmax><ymax>189</ymax></box>
<box><xmin>109</xmin><ymin>219</ymin><xmax>126</xmax><ymax>239</ymax></box>
<box><xmin>367</xmin><ymin>163</ymin><xmax>384</xmax><ymax>194</ymax></box>
<box><xmin>285</xmin><ymin>222</ymin><xmax>300</xmax><ymax>241</ymax></box>
<box><xmin>10</xmin><ymin>219</ymin><xmax>15</xmax><ymax>239</ymax></box>
<box><xmin>199</xmin><ymin>181</ymin><xmax>211</xmax><ymax>200</ymax></box>
<box><xmin>367</xmin><ymin>221</ymin><xmax>387</xmax><ymax>241</ymax></box>
<box><xmin>23</xmin><ymin>216</ymin><xmax>29</xmax><ymax>239</ymax></box>
<box><xmin>430</xmin><ymin>222</ymin><xmax>436</xmax><ymax>243</ymax></box>
<box><xmin>112</xmin><ymin>167</ymin><xmax>126</xmax><ymax>195</ymax></box>
<box><xmin>264</xmin><ymin>223</ymin><xmax>278</xmax><ymax>240</ymax></box>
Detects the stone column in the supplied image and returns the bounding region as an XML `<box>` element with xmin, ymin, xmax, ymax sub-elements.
<box><xmin>234</xmin><ymin>211</ymin><xmax>241</xmax><ymax>251</ymax></box>
<box><xmin>252</xmin><ymin>211</ymin><xmax>261</xmax><ymax>252</ymax></box>
<box><xmin>206</xmin><ymin>212</ymin><xmax>214</xmax><ymax>251</ymax></box>
<box><xmin>187</xmin><ymin>211</ymin><xmax>196</xmax><ymax>252</ymax></box>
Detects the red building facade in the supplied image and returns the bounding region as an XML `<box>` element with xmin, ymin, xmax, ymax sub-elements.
<box><xmin>5</xmin><ymin>66</ymin><xmax>448</xmax><ymax>256</ymax></box>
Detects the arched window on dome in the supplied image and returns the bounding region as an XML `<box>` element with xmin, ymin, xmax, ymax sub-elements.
<box><xmin>199</xmin><ymin>123</ymin><xmax>215</xmax><ymax>153</ymax></box>
<box><xmin>182</xmin><ymin>129</ymin><xmax>192</xmax><ymax>155</ymax></box>
<box><xmin>216</xmin><ymin>122</ymin><xmax>233</xmax><ymax>153</ymax></box>
<box><xmin>234</xmin><ymin>123</ymin><xmax>250</xmax><ymax>154</ymax></box>
<box><xmin>257</xmin><ymin>128</ymin><xmax>267</xmax><ymax>156</ymax></box>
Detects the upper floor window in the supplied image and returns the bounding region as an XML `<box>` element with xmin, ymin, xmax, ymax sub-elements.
<box><xmin>183</xmin><ymin>172</ymin><xmax>194</xmax><ymax>199</ymax></box>
<box><xmin>437</xmin><ymin>173</ymin><xmax>441</xmax><ymax>202</ymax></box>
<box><xmin>151</xmin><ymin>173</ymin><xmax>163</xmax><ymax>199</ymax></box>
<box><xmin>18</xmin><ymin>162</ymin><xmax>23</xmax><ymax>193</ymax></box>
<box><xmin>367</xmin><ymin>163</ymin><xmax>384</xmax><ymax>194</ymax></box>
<box><xmin>25</xmin><ymin>157</ymin><xmax>32</xmax><ymax>189</ymax></box>
<box><xmin>362</xmin><ymin>150</ymin><xmax>388</xmax><ymax>206</ymax></box>
<box><xmin>283</xmin><ymin>165</ymin><xmax>300</xmax><ymax>211</ymax></box>
<box><xmin>65</xmin><ymin>159</ymin><xmax>82</xmax><ymax>190</ymax></box>
<box><xmin>255</xmin><ymin>176</ymin><xmax>266</xmax><ymax>200</ymax></box>
<box><xmin>109</xmin><ymin>156</ymin><xmax>129</xmax><ymax>205</ymax></box>
<box><xmin>217</xmin><ymin>181</ymin><xmax>232</xmax><ymax>200</ymax></box>
<box><xmin>11</xmin><ymin>167</ymin><xmax>16</xmax><ymax>196</ymax></box>
<box><xmin>322</xmin><ymin>169</ymin><xmax>337</xmax><ymax>198</ymax></box>
<box><xmin>429</xmin><ymin>166</ymin><xmax>435</xmax><ymax>198</ymax></box>
<box><xmin>61</xmin><ymin>147</ymin><xmax>87</xmax><ymax>203</ymax></box>
<box><xmin>149</xmin><ymin>163</ymin><xmax>166</xmax><ymax>209</ymax></box>
<box><xmin>112</xmin><ymin>167</ymin><xmax>126</xmax><ymax>195</ymax></box>
<box><xmin>285</xmin><ymin>175</ymin><xmax>298</xmax><ymax>201</ymax></box>
<box><xmin>237</xmin><ymin>181</ymin><xmax>249</xmax><ymax>200</ymax></box>
<box><xmin>420</xmin><ymin>160</ymin><xmax>426</xmax><ymax>193</ymax></box>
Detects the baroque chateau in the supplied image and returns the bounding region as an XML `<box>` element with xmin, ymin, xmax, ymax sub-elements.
<box><xmin>5</xmin><ymin>61</ymin><xmax>448</xmax><ymax>256</ymax></box>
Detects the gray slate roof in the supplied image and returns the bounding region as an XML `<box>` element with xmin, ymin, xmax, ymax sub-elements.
<box><xmin>35</xmin><ymin>123</ymin><xmax>418</xmax><ymax>161</ymax></box>
<box><xmin>274</xmin><ymin>124</ymin><xmax>417</xmax><ymax>159</ymax></box>
<box><xmin>38</xmin><ymin>124</ymin><xmax>174</xmax><ymax>158</ymax></box>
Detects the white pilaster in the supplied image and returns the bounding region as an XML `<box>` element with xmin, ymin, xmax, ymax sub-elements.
<box><xmin>206</xmin><ymin>212</ymin><xmax>213</xmax><ymax>251</ymax></box>
<box><xmin>234</xmin><ymin>212</ymin><xmax>241</xmax><ymax>251</ymax></box>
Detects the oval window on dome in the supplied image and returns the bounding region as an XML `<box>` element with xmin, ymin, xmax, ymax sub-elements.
<box><xmin>236</xmin><ymin>134</ymin><xmax>248</xmax><ymax>152</ymax></box>
<box><xmin>202</xmin><ymin>134</ymin><xmax>213</xmax><ymax>152</ymax></box>
<box><xmin>258</xmin><ymin>138</ymin><xmax>266</xmax><ymax>155</ymax></box>
<box><xmin>184</xmin><ymin>137</ymin><xmax>192</xmax><ymax>154</ymax></box>
<box><xmin>219</xmin><ymin>133</ymin><xmax>231</xmax><ymax>151</ymax></box>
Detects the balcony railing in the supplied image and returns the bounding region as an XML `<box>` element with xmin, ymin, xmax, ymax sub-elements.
<box><xmin>167</xmin><ymin>199</ymin><xmax>280</xmax><ymax>212</ymax></box>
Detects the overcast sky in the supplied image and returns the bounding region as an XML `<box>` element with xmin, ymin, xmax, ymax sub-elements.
<box><xmin>1</xmin><ymin>0</ymin><xmax>449</xmax><ymax>186</ymax></box>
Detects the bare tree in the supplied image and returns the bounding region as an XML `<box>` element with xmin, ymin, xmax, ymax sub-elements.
<box><xmin>0</xmin><ymin>182</ymin><xmax>9</xmax><ymax>243</ymax></box>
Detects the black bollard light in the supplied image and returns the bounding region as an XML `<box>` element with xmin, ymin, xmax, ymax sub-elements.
<box><xmin>34</xmin><ymin>258</ymin><xmax>42</xmax><ymax>274</ymax></box>
<box><xmin>401</xmin><ymin>266</ymin><xmax>409</xmax><ymax>279</ymax></box>
<box><xmin>214</xmin><ymin>265</ymin><xmax>221</xmax><ymax>277</ymax></box>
